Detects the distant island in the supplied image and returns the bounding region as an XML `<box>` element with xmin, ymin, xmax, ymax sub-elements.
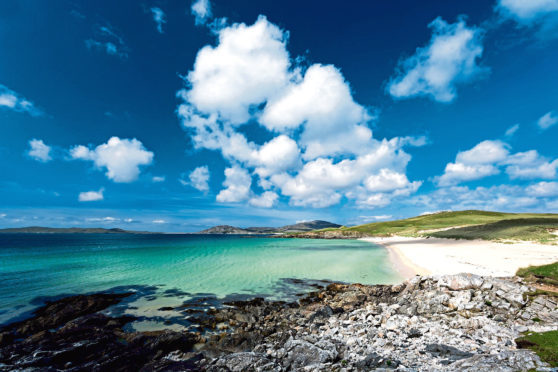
<box><xmin>197</xmin><ymin>220</ymin><xmax>341</xmax><ymax>234</ymax></box>
<box><xmin>0</xmin><ymin>227</ymin><xmax>155</xmax><ymax>234</ymax></box>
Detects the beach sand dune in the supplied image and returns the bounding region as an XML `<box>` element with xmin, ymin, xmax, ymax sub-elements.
<box><xmin>364</xmin><ymin>237</ymin><xmax>558</xmax><ymax>279</ymax></box>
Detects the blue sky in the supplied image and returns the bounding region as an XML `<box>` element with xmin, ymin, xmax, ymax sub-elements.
<box><xmin>1</xmin><ymin>0</ymin><xmax>558</xmax><ymax>232</ymax></box>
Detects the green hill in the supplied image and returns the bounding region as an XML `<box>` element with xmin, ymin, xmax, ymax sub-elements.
<box><xmin>291</xmin><ymin>210</ymin><xmax>558</xmax><ymax>243</ymax></box>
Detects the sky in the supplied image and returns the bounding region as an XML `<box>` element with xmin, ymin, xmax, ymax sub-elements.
<box><xmin>1</xmin><ymin>0</ymin><xmax>558</xmax><ymax>232</ymax></box>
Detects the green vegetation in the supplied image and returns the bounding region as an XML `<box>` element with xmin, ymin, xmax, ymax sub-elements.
<box><xmin>308</xmin><ymin>210</ymin><xmax>558</xmax><ymax>242</ymax></box>
<box><xmin>428</xmin><ymin>218</ymin><xmax>558</xmax><ymax>243</ymax></box>
<box><xmin>517</xmin><ymin>262</ymin><xmax>558</xmax><ymax>288</ymax></box>
<box><xmin>516</xmin><ymin>330</ymin><xmax>558</xmax><ymax>367</ymax></box>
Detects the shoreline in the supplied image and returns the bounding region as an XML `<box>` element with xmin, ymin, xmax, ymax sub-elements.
<box><xmin>2</xmin><ymin>273</ymin><xmax>556</xmax><ymax>371</ymax></box>
<box><xmin>363</xmin><ymin>236</ymin><xmax>558</xmax><ymax>278</ymax></box>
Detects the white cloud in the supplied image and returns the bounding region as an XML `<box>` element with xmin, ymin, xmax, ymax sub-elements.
<box><xmin>70</xmin><ymin>137</ymin><xmax>154</xmax><ymax>183</ymax></box>
<box><xmin>455</xmin><ymin>140</ymin><xmax>510</xmax><ymax>164</ymax></box>
<box><xmin>437</xmin><ymin>162</ymin><xmax>500</xmax><ymax>186</ymax></box>
<box><xmin>85</xmin><ymin>25</ymin><xmax>128</xmax><ymax>59</ymax></box>
<box><xmin>261</xmin><ymin>64</ymin><xmax>373</xmax><ymax>159</ymax></box>
<box><xmin>504</xmin><ymin>151</ymin><xmax>558</xmax><ymax>179</ymax></box>
<box><xmin>437</xmin><ymin>140</ymin><xmax>558</xmax><ymax>185</ymax></box>
<box><xmin>505</xmin><ymin>123</ymin><xmax>520</xmax><ymax>137</ymax></box>
<box><xmin>252</xmin><ymin>135</ymin><xmax>300</xmax><ymax>177</ymax></box>
<box><xmin>537</xmin><ymin>111</ymin><xmax>558</xmax><ymax>130</ymax></box>
<box><xmin>436</xmin><ymin>140</ymin><xmax>508</xmax><ymax>186</ymax></box>
<box><xmin>249</xmin><ymin>191</ymin><xmax>278</xmax><ymax>208</ymax></box>
<box><xmin>364</xmin><ymin>169</ymin><xmax>421</xmax><ymax>193</ymax></box>
<box><xmin>216</xmin><ymin>165</ymin><xmax>251</xmax><ymax>203</ymax></box>
<box><xmin>388</xmin><ymin>17</ymin><xmax>486</xmax><ymax>103</ymax></box>
<box><xmin>177</xmin><ymin>16</ymin><xmax>423</xmax><ymax>209</ymax></box>
<box><xmin>152</xmin><ymin>176</ymin><xmax>165</xmax><ymax>182</ymax></box>
<box><xmin>152</xmin><ymin>219</ymin><xmax>166</xmax><ymax>224</ymax></box>
<box><xmin>189</xmin><ymin>166</ymin><xmax>210</xmax><ymax>192</ymax></box>
<box><xmin>526</xmin><ymin>181</ymin><xmax>558</xmax><ymax>197</ymax></box>
<box><xmin>150</xmin><ymin>7</ymin><xmax>166</xmax><ymax>33</ymax></box>
<box><xmin>0</xmin><ymin>84</ymin><xmax>41</xmax><ymax>116</ymax></box>
<box><xmin>182</xmin><ymin>16</ymin><xmax>290</xmax><ymax>124</ymax></box>
<box><xmin>27</xmin><ymin>139</ymin><xmax>52</xmax><ymax>162</ymax></box>
<box><xmin>191</xmin><ymin>0</ymin><xmax>212</xmax><ymax>25</ymax></box>
<box><xmin>497</xmin><ymin>0</ymin><xmax>558</xmax><ymax>22</ymax></box>
<box><xmin>78</xmin><ymin>188</ymin><xmax>104</xmax><ymax>202</ymax></box>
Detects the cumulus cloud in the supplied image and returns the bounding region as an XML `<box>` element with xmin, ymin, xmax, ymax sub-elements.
<box><xmin>177</xmin><ymin>16</ymin><xmax>423</xmax><ymax>209</ymax></box>
<box><xmin>436</xmin><ymin>140</ymin><xmax>508</xmax><ymax>186</ymax></box>
<box><xmin>182</xmin><ymin>16</ymin><xmax>290</xmax><ymax>124</ymax></box>
<box><xmin>27</xmin><ymin>139</ymin><xmax>52</xmax><ymax>162</ymax></box>
<box><xmin>261</xmin><ymin>64</ymin><xmax>373</xmax><ymax>159</ymax></box>
<box><xmin>0</xmin><ymin>84</ymin><xmax>42</xmax><ymax>116</ymax></box>
<box><xmin>188</xmin><ymin>166</ymin><xmax>210</xmax><ymax>192</ymax></box>
<box><xmin>150</xmin><ymin>7</ymin><xmax>166</xmax><ymax>33</ymax></box>
<box><xmin>78</xmin><ymin>188</ymin><xmax>104</xmax><ymax>202</ymax></box>
<box><xmin>70</xmin><ymin>137</ymin><xmax>154</xmax><ymax>183</ymax></box>
<box><xmin>152</xmin><ymin>176</ymin><xmax>165</xmax><ymax>182</ymax></box>
<box><xmin>537</xmin><ymin>111</ymin><xmax>558</xmax><ymax>130</ymax></box>
<box><xmin>191</xmin><ymin>0</ymin><xmax>212</xmax><ymax>25</ymax></box>
<box><xmin>216</xmin><ymin>165</ymin><xmax>251</xmax><ymax>203</ymax></box>
<box><xmin>437</xmin><ymin>139</ymin><xmax>558</xmax><ymax>186</ymax></box>
<box><xmin>249</xmin><ymin>191</ymin><xmax>279</xmax><ymax>208</ymax></box>
<box><xmin>85</xmin><ymin>25</ymin><xmax>128</xmax><ymax>59</ymax></box>
<box><xmin>387</xmin><ymin>17</ymin><xmax>486</xmax><ymax>103</ymax></box>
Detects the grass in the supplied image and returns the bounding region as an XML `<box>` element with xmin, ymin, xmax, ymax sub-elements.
<box><xmin>427</xmin><ymin>218</ymin><xmax>558</xmax><ymax>243</ymax></box>
<box><xmin>517</xmin><ymin>262</ymin><xmax>558</xmax><ymax>289</ymax></box>
<box><xmin>517</xmin><ymin>262</ymin><xmax>558</xmax><ymax>282</ymax></box>
<box><xmin>516</xmin><ymin>330</ymin><xmax>558</xmax><ymax>367</ymax></box>
<box><xmin>303</xmin><ymin>210</ymin><xmax>558</xmax><ymax>241</ymax></box>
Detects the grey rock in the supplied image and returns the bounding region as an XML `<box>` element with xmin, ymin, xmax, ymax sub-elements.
<box><xmin>283</xmin><ymin>339</ymin><xmax>338</xmax><ymax>368</ymax></box>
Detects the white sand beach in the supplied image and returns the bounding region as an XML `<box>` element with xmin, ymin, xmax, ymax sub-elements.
<box><xmin>363</xmin><ymin>236</ymin><xmax>558</xmax><ymax>279</ymax></box>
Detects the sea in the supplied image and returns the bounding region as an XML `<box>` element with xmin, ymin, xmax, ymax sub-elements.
<box><xmin>0</xmin><ymin>234</ymin><xmax>402</xmax><ymax>331</ymax></box>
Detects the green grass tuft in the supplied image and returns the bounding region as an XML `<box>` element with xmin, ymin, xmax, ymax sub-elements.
<box><xmin>516</xmin><ymin>330</ymin><xmax>558</xmax><ymax>367</ymax></box>
<box><xmin>517</xmin><ymin>262</ymin><xmax>558</xmax><ymax>283</ymax></box>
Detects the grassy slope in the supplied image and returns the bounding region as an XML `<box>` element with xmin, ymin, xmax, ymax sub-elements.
<box><xmin>339</xmin><ymin>210</ymin><xmax>557</xmax><ymax>236</ymax></box>
<box><xmin>429</xmin><ymin>218</ymin><xmax>558</xmax><ymax>243</ymax></box>
<box><xmin>303</xmin><ymin>210</ymin><xmax>558</xmax><ymax>242</ymax></box>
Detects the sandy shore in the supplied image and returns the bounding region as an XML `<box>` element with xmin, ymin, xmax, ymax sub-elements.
<box><xmin>363</xmin><ymin>236</ymin><xmax>558</xmax><ymax>279</ymax></box>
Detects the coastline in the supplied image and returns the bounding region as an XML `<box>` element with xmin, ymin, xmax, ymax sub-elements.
<box><xmin>363</xmin><ymin>236</ymin><xmax>558</xmax><ymax>278</ymax></box>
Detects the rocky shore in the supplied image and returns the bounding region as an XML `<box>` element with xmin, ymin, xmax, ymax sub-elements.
<box><xmin>1</xmin><ymin>274</ymin><xmax>557</xmax><ymax>371</ymax></box>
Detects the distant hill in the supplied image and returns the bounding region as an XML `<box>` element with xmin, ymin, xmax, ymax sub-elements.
<box><xmin>284</xmin><ymin>210</ymin><xmax>558</xmax><ymax>243</ymax></box>
<box><xmin>198</xmin><ymin>220</ymin><xmax>341</xmax><ymax>234</ymax></box>
<box><xmin>0</xmin><ymin>226</ymin><xmax>154</xmax><ymax>234</ymax></box>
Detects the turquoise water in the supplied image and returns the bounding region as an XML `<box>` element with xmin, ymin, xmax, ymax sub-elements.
<box><xmin>0</xmin><ymin>234</ymin><xmax>401</xmax><ymax>329</ymax></box>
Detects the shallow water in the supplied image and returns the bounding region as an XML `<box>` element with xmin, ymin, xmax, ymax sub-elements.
<box><xmin>0</xmin><ymin>234</ymin><xmax>401</xmax><ymax>329</ymax></box>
